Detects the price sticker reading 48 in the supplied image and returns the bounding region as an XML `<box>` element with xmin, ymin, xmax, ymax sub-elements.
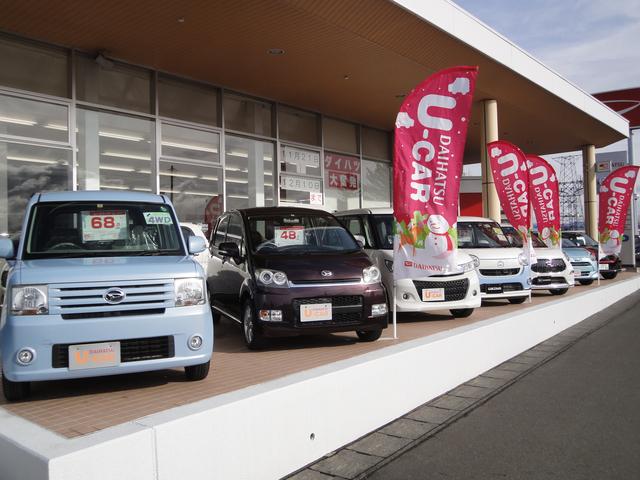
<box><xmin>82</xmin><ymin>210</ymin><xmax>128</xmax><ymax>241</ymax></box>
<box><xmin>274</xmin><ymin>226</ymin><xmax>304</xmax><ymax>247</ymax></box>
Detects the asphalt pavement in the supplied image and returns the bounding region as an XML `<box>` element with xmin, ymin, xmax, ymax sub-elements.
<box><xmin>368</xmin><ymin>291</ymin><xmax>640</xmax><ymax>480</ymax></box>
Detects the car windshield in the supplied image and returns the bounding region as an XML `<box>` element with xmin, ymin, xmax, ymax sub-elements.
<box><xmin>564</xmin><ymin>232</ymin><xmax>598</xmax><ymax>247</ymax></box>
<box><xmin>23</xmin><ymin>202</ymin><xmax>184</xmax><ymax>259</ymax></box>
<box><xmin>371</xmin><ymin>214</ymin><xmax>394</xmax><ymax>250</ymax></box>
<box><xmin>562</xmin><ymin>238</ymin><xmax>579</xmax><ymax>248</ymax></box>
<box><xmin>248</xmin><ymin>212</ymin><xmax>359</xmax><ymax>255</ymax></box>
<box><xmin>458</xmin><ymin>222</ymin><xmax>511</xmax><ymax>248</ymax></box>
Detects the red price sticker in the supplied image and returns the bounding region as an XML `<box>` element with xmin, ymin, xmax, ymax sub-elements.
<box><xmin>82</xmin><ymin>210</ymin><xmax>128</xmax><ymax>241</ymax></box>
<box><xmin>274</xmin><ymin>226</ymin><xmax>304</xmax><ymax>247</ymax></box>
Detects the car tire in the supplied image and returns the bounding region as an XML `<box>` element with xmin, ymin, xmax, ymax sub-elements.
<box><xmin>243</xmin><ymin>301</ymin><xmax>266</xmax><ymax>350</ymax></box>
<box><xmin>356</xmin><ymin>329</ymin><xmax>383</xmax><ymax>342</ymax></box>
<box><xmin>450</xmin><ymin>308</ymin><xmax>474</xmax><ymax>318</ymax></box>
<box><xmin>184</xmin><ymin>361</ymin><xmax>210</xmax><ymax>381</ymax></box>
<box><xmin>549</xmin><ymin>288</ymin><xmax>569</xmax><ymax>295</ymax></box>
<box><xmin>508</xmin><ymin>297</ymin><xmax>527</xmax><ymax>304</ymax></box>
<box><xmin>2</xmin><ymin>373</ymin><xmax>30</xmax><ymax>402</ymax></box>
<box><xmin>601</xmin><ymin>271</ymin><xmax>617</xmax><ymax>280</ymax></box>
<box><xmin>578</xmin><ymin>279</ymin><xmax>594</xmax><ymax>286</ymax></box>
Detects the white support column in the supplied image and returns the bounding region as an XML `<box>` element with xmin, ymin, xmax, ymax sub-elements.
<box><xmin>480</xmin><ymin>99</ymin><xmax>500</xmax><ymax>222</ymax></box>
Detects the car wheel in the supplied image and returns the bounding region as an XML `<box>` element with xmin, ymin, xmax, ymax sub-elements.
<box><xmin>2</xmin><ymin>373</ymin><xmax>30</xmax><ymax>402</ymax></box>
<box><xmin>356</xmin><ymin>329</ymin><xmax>383</xmax><ymax>342</ymax></box>
<box><xmin>549</xmin><ymin>288</ymin><xmax>568</xmax><ymax>295</ymax></box>
<box><xmin>601</xmin><ymin>271</ymin><xmax>617</xmax><ymax>280</ymax></box>
<box><xmin>243</xmin><ymin>301</ymin><xmax>266</xmax><ymax>350</ymax></box>
<box><xmin>508</xmin><ymin>297</ymin><xmax>527</xmax><ymax>304</ymax></box>
<box><xmin>578</xmin><ymin>279</ymin><xmax>594</xmax><ymax>286</ymax></box>
<box><xmin>184</xmin><ymin>361</ymin><xmax>210</xmax><ymax>381</ymax></box>
<box><xmin>450</xmin><ymin>308</ymin><xmax>474</xmax><ymax>318</ymax></box>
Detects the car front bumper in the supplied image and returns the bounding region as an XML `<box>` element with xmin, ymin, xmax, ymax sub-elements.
<box><xmin>0</xmin><ymin>305</ymin><xmax>213</xmax><ymax>382</ymax></box>
<box><xmin>478</xmin><ymin>267</ymin><xmax>531</xmax><ymax>299</ymax></box>
<box><xmin>252</xmin><ymin>282</ymin><xmax>388</xmax><ymax>337</ymax></box>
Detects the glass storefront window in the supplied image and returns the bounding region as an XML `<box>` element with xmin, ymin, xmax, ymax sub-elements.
<box><xmin>278</xmin><ymin>105</ymin><xmax>320</xmax><ymax>146</ymax></box>
<box><xmin>76</xmin><ymin>55</ymin><xmax>152</xmax><ymax>113</ymax></box>
<box><xmin>0</xmin><ymin>36</ymin><xmax>69</xmax><ymax>98</ymax></box>
<box><xmin>76</xmin><ymin>109</ymin><xmax>155</xmax><ymax>192</ymax></box>
<box><xmin>158</xmin><ymin>75</ymin><xmax>219</xmax><ymax>126</ymax></box>
<box><xmin>225</xmin><ymin>135</ymin><xmax>275</xmax><ymax>210</ymax></box>
<box><xmin>279</xmin><ymin>145</ymin><xmax>323</xmax><ymax>205</ymax></box>
<box><xmin>223</xmin><ymin>93</ymin><xmax>272</xmax><ymax>137</ymax></box>
<box><xmin>362</xmin><ymin>159</ymin><xmax>391</xmax><ymax>208</ymax></box>
<box><xmin>323</xmin><ymin>118</ymin><xmax>358</xmax><ymax>154</ymax></box>
<box><xmin>159</xmin><ymin>124</ymin><xmax>222</xmax><ymax>227</ymax></box>
<box><xmin>362</xmin><ymin>127</ymin><xmax>391</xmax><ymax>161</ymax></box>
<box><xmin>0</xmin><ymin>142</ymin><xmax>71</xmax><ymax>235</ymax></box>
<box><xmin>0</xmin><ymin>94</ymin><xmax>68</xmax><ymax>143</ymax></box>
<box><xmin>323</xmin><ymin>152</ymin><xmax>360</xmax><ymax>211</ymax></box>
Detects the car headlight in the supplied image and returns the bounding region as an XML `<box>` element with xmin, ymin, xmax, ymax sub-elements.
<box><xmin>175</xmin><ymin>278</ymin><xmax>205</xmax><ymax>307</ymax></box>
<box><xmin>518</xmin><ymin>252</ymin><xmax>529</xmax><ymax>266</ymax></box>
<box><xmin>11</xmin><ymin>285</ymin><xmax>48</xmax><ymax>315</ymax></box>
<box><xmin>458</xmin><ymin>260</ymin><xmax>476</xmax><ymax>273</ymax></box>
<box><xmin>384</xmin><ymin>259</ymin><xmax>394</xmax><ymax>272</ymax></box>
<box><xmin>469</xmin><ymin>255</ymin><xmax>480</xmax><ymax>268</ymax></box>
<box><xmin>256</xmin><ymin>269</ymin><xmax>289</xmax><ymax>288</ymax></box>
<box><xmin>363</xmin><ymin>265</ymin><xmax>381</xmax><ymax>284</ymax></box>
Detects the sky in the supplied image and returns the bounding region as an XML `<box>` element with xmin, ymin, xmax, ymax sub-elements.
<box><xmin>454</xmin><ymin>0</ymin><xmax>640</xmax><ymax>94</ymax></box>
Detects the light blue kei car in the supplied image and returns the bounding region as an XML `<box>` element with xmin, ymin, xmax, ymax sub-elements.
<box><xmin>0</xmin><ymin>191</ymin><xmax>213</xmax><ymax>401</ymax></box>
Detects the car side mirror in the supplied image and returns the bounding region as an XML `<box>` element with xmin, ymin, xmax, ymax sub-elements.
<box><xmin>353</xmin><ymin>234</ymin><xmax>366</xmax><ymax>248</ymax></box>
<box><xmin>219</xmin><ymin>241</ymin><xmax>241</xmax><ymax>261</ymax></box>
<box><xmin>0</xmin><ymin>238</ymin><xmax>15</xmax><ymax>259</ymax></box>
<box><xmin>188</xmin><ymin>235</ymin><xmax>207</xmax><ymax>255</ymax></box>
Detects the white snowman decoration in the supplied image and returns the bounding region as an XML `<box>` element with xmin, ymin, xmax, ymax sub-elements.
<box><xmin>426</xmin><ymin>214</ymin><xmax>454</xmax><ymax>258</ymax></box>
<box><xmin>605</xmin><ymin>229</ymin><xmax>621</xmax><ymax>253</ymax></box>
<box><xmin>540</xmin><ymin>227</ymin><xmax>551</xmax><ymax>244</ymax></box>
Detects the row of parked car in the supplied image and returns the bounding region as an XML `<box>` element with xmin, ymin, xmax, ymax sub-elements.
<box><xmin>0</xmin><ymin>192</ymin><xmax>623</xmax><ymax>401</ymax></box>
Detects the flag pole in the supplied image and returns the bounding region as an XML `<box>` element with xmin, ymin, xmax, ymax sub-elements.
<box><xmin>393</xmin><ymin>279</ymin><xmax>398</xmax><ymax>339</ymax></box>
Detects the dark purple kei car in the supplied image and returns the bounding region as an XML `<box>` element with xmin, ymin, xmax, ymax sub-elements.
<box><xmin>206</xmin><ymin>207</ymin><xmax>389</xmax><ymax>349</ymax></box>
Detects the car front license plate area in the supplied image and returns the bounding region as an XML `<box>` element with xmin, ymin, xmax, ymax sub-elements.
<box><xmin>486</xmin><ymin>285</ymin><xmax>503</xmax><ymax>294</ymax></box>
<box><xmin>300</xmin><ymin>303</ymin><xmax>332</xmax><ymax>322</ymax></box>
<box><xmin>599</xmin><ymin>264</ymin><xmax>609</xmax><ymax>270</ymax></box>
<box><xmin>68</xmin><ymin>342</ymin><xmax>121</xmax><ymax>370</ymax></box>
<box><xmin>422</xmin><ymin>288</ymin><xmax>445</xmax><ymax>301</ymax></box>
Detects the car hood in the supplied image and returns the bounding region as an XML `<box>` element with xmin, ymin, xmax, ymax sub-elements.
<box><xmin>533</xmin><ymin>248</ymin><xmax>563</xmax><ymax>260</ymax></box>
<box><xmin>252</xmin><ymin>251</ymin><xmax>372</xmax><ymax>282</ymax></box>
<box><xmin>377</xmin><ymin>249</ymin><xmax>474</xmax><ymax>265</ymax></box>
<box><xmin>563</xmin><ymin>247</ymin><xmax>593</xmax><ymax>261</ymax></box>
<box><xmin>14</xmin><ymin>256</ymin><xmax>199</xmax><ymax>285</ymax></box>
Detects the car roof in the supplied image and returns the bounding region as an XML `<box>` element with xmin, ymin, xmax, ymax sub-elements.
<box><xmin>334</xmin><ymin>208</ymin><xmax>393</xmax><ymax>215</ymax></box>
<box><xmin>35</xmin><ymin>190</ymin><xmax>167</xmax><ymax>204</ymax></box>
<box><xmin>233</xmin><ymin>206</ymin><xmax>334</xmax><ymax>217</ymax></box>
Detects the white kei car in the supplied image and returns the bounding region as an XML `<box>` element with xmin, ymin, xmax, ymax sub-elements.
<box><xmin>335</xmin><ymin>209</ymin><xmax>481</xmax><ymax>318</ymax></box>
<box><xmin>457</xmin><ymin>217</ymin><xmax>531</xmax><ymax>304</ymax></box>
<box><xmin>502</xmin><ymin>225</ymin><xmax>575</xmax><ymax>295</ymax></box>
<box><xmin>180</xmin><ymin>222</ymin><xmax>212</xmax><ymax>274</ymax></box>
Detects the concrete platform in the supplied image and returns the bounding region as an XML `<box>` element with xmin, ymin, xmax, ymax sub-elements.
<box><xmin>0</xmin><ymin>273</ymin><xmax>638</xmax><ymax>480</ymax></box>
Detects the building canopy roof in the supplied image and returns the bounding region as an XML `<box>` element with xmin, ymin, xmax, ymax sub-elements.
<box><xmin>0</xmin><ymin>0</ymin><xmax>628</xmax><ymax>162</ymax></box>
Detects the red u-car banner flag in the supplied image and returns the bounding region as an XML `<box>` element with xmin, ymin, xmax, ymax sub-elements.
<box><xmin>393</xmin><ymin>66</ymin><xmax>478</xmax><ymax>280</ymax></box>
<box><xmin>488</xmin><ymin>140</ymin><xmax>532</xmax><ymax>252</ymax></box>
<box><xmin>598</xmin><ymin>165</ymin><xmax>639</xmax><ymax>256</ymax></box>
<box><xmin>526</xmin><ymin>154</ymin><xmax>561</xmax><ymax>247</ymax></box>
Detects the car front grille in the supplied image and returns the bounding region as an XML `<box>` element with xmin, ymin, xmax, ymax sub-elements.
<box><xmin>52</xmin><ymin>336</ymin><xmax>174</xmax><ymax>368</ymax></box>
<box><xmin>479</xmin><ymin>268</ymin><xmax>520</xmax><ymax>276</ymax></box>
<box><xmin>531</xmin><ymin>259</ymin><xmax>566</xmax><ymax>273</ymax></box>
<box><xmin>293</xmin><ymin>296</ymin><xmax>364</xmax><ymax>325</ymax></box>
<box><xmin>532</xmin><ymin>276</ymin><xmax>567</xmax><ymax>286</ymax></box>
<box><xmin>571</xmin><ymin>262</ymin><xmax>591</xmax><ymax>267</ymax></box>
<box><xmin>49</xmin><ymin>279</ymin><xmax>174</xmax><ymax>319</ymax></box>
<box><xmin>412</xmin><ymin>279</ymin><xmax>470</xmax><ymax>302</ymax></box>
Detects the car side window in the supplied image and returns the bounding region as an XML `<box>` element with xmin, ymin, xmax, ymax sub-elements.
<box><xmin>226</xmin><ymin>214</ymin><xmax>246</xmax><ymax>258</ymax></box>
<box><xmin>211</xmin><ymin>216</ymin><xmax>229</xmax><ymax>248</ymax></box>
<box><xmin>181</xmin><ymin>226</ymin><xmax>195</xmax><ymax>243</ymax></box>
<box><xmin>342</xmin><ymin>216</ymin><xmax>373</xmax><ymax>248</ymax></box>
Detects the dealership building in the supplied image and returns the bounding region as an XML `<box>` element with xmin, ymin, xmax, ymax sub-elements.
<box><xmin>0</xmin><ymin>0</ymin><xmax>629</xmax><ymax>240</ymax></box>
<box><xmin>0</xmin><ymin>2</ymin><xmax>636</xmax><ymax>480</ymax></box>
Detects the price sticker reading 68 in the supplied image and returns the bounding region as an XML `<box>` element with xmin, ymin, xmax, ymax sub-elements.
<box><xmin>82</xmin><ymin>210</ymin><xmax>128</xmax><ymax>241</ymax></box>
<box><xmin>274</xmin><ymin>226</ymin><xmax>304</xmax><ymax>247</ymax></box>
